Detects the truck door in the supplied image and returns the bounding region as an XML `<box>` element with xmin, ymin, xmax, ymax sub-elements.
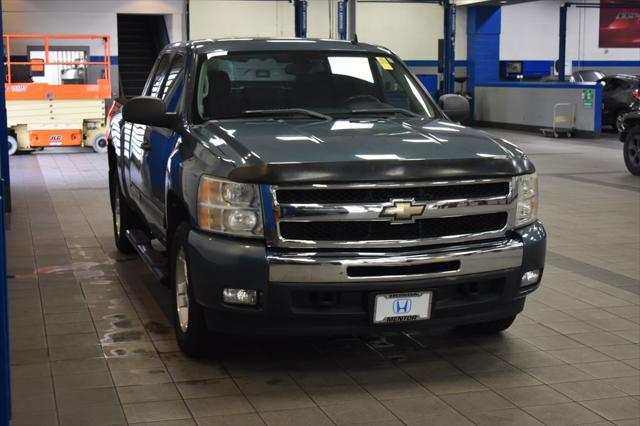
<box><xmin>143</xmin><ymin>53</ymin><xmax>185</xmax><ymax>217</ymax></box>
<box><xmin>133</xmin><ymin>52</ymin><xmax>186</xmax><ymax>235</ymax></box>
<box><xmin>129</xmin><ymin>53</ymin><xmax>171</xmax><ymax>208</ymax></box>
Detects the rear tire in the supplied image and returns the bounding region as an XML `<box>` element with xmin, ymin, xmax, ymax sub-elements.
<box><xmin>624</xmin><ymin>127</ymin><xmax>640</xmax><ymax>176</ymax></box>
<box><xmin>110</xmin><ymin>173</ymin><xmax>137</xmax><ymax>254</ymax></box>
<box><xmin>7</xmin><ymin>135</ymin><xmax>18</xmax><ymax>156</ymax></box>
<box><xmin>170</xmin><ymin>222</ymin><xmax>211</xmax><ymax>357</ymax></box>
<box><xmin>456</xmin><ymin>315</ymin><xmax>517</xmax><ymax>334</ymax></box>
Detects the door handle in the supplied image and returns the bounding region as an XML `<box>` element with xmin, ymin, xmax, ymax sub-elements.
<box><xmin>141</xmin><ymin>142</ymin><xmax>152</xmax><ymax>151</ymax></box>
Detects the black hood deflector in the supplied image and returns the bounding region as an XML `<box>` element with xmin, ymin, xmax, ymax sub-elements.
<box><xmin>229</xmin><ymin>157</ymin><xmax>533</xmax><ymax>184</ymax></box>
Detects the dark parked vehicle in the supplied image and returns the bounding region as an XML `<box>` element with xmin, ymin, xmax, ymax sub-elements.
<box><xmin>598</xmin><ymin>74</ymin><xmax>640</xmax><ymax>131</ymax></box>
<box><xmin>539</xmin><ymin>70</ymin><xmax>604</xmax><ymax>83</ymax></box>
<box><xmin>571</xmin><ymin>70</ymin><xmax>605</xmax><ymax>83</ymax></box>
<box><xmin>619</xmin><ymin>110</ymin><xmax>640</xmax><ymax>175</ymax></box>
<box><xmin>108</xmin><ymin>38</ymin><xmax>546</xmax><ymax>356</ymax></box>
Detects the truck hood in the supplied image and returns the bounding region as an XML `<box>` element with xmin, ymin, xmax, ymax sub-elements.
<box><xmin>191</xmin><ymin>117</ymin><xmax>534</xmax><ymax>183</ymax></box>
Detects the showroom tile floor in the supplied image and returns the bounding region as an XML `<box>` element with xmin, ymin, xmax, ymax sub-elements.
<box><xmin>5</xmin><ymin>129</ymin><xmax>640</xmax><ymax>426</ymax></box>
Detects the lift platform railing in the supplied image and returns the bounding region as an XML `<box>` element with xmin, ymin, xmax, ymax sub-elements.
<box><xmin>3</xmin><ymin>34</ymin><xmax>111</xmax><ymax>100</ymax></box>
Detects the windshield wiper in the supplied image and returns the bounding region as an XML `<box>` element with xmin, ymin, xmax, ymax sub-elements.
<box><xmin>241</xmin><ymin>108</ymin><xmax>332</xmax><ymax>121</ymax></box>
<box><xmin>349</xmin><ymin>108</ymin><xmax>421</xmax><ymax>118</ymax></box>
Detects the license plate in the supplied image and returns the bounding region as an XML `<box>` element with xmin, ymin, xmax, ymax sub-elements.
<box><xmin>373</xmin><ymin>291</ymin><xmax>432</xmax><ymax>324</ymax></box>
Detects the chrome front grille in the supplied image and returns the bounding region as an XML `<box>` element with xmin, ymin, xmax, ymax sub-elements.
<box><xmin>266</xmin><ymin>179</ymin><xmax>517</xmax><ymax>249</ymax></box>
<box><xmin>279</xmin><ymin>213</ymin><xmax>508</xmax><ymax>241</ymax></box>
<box><xmin>275</xmin><ymin>182</ymin><xmax>510</xmax><ymax>204</ymax></box>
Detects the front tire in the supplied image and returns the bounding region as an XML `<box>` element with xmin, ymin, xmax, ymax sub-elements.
<box><xmin>624</xmin><ymin>127</ymin><xmax>640</xmax><ymax>176</ymax></box>
<box><xmin>456</xmin><ymin>315</ymin><xmax>517</xmax><ymax>334</ymax></box>
<box><xmin>110</xmin><ymin>173</ymin><xmax>137</xmax><ymax>254</ymax></box>
<box><xmin>170</xmin><ymin>222</ymin><xmax>211</xmax><ymax>357</ymax></box>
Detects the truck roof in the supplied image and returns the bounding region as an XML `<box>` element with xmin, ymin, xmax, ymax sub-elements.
<box><xmin>169</xmin><ymin>37</ymin><xmax>394</xmax><ymax>56</ymax></box>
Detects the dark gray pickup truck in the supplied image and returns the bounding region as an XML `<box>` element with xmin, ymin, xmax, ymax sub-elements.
<box><xmin>108</xmin><ymin>38</ymin><xmax>546</xmax><ymax>356</ymax></box>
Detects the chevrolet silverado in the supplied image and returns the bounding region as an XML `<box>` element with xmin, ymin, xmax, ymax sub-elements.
<box><xmin>108</xmin><ymin>38</ymin><xmax>547</xmax><ymax>356</ymax></box>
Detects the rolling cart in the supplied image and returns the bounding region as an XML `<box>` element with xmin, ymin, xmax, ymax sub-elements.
<box><xmin>540</xmin><ymin>102</ymin><xmax>576</xmax><ymax>138</ymax></box>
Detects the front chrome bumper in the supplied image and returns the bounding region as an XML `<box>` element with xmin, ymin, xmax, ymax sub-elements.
<box><xmin>268</xmin><ymin>238</ymin><xmax>523</xmax><ymax>283</ymax></box>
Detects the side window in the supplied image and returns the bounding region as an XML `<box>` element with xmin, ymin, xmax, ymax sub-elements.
<box><xmin>162</xmin><ymin>54</ymin><xmax>186</xmax><ymax>113</ymax></box>
<box><xmin>147</xmin><ymin>54</ymin><xmax>172</xmax><ymax>98</ymax></box>
<box><xmin>161</xmin><ymin>54</ymin><xmax>185</xmax><ymax>100</ymax></box>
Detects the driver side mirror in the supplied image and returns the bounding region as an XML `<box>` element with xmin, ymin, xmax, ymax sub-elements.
<box><xmin>122</xmin><ymin>96</ymin><xmax>177</xmax><ymax>128</ymax></box>
<box><xmin>438</xmin><ymin>94</ymin><xmax>470</xmax><ymax>124</ymax></box>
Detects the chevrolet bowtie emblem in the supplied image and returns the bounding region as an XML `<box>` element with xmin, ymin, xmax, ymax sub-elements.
<box><xmin>380</xmin><ymin>199</ymin><xmax>426</xmax><ymax>223</ymax></box>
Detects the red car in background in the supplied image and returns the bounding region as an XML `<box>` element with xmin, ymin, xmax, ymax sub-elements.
<box><xmin>599</xmin><ymin>2</ymin><xmax>640</xmax><ymax>48</ymax></box>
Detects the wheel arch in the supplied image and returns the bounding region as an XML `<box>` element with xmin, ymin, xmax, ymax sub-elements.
<box><xmin>621</xmin><ymin>119</ymin><xmax>640</xmax><ymax>141</ymax></box>
<box><xmin>615</xmin><ymin>105</ymin><xmax>631</xmax><ymax>121</ymax></box>
<box><xmin>166</xmin><ymin>190</ymin><xmax>191</xmax><ymax>247</ymax></box>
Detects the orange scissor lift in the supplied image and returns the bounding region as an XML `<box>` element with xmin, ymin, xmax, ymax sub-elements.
<box><xmin>4</xmin><ymin>34</ymin><xmax>112</xmax><ymax>155</ymax></box>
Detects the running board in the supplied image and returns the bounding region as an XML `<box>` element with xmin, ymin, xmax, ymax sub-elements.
<box><xmin>126</xmin><ymin>229</ymin><xmax>168</xmax><ymax>283</ymax></box>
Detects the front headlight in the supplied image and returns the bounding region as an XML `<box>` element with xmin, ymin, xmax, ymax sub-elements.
<box><xmin>197</xmin><ymin>176</ymin><xmax>264</xmax><ymax>238</ymax></box>
<box><xmin>514</xmin><ymin>173</ymin><xmax>538</xmax><ymax>227</ymax></box>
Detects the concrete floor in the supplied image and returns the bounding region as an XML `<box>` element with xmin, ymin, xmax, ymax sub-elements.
<box><xmin>6</xmin><ymin>129</ymin><xmax>640</xmax><ymax>426</ymax></box>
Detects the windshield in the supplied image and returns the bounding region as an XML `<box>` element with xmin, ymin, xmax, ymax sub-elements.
<box><xmin>193</xmin><ymin>51</ymin><xmax>439</xmax><ymax>122</ymax></box>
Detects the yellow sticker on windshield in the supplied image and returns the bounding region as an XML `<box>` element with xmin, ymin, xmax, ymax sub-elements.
<box><xmin>376</xmin><ymin>56</ymin><xmax>394</xmax><ymax>71</ymax></box>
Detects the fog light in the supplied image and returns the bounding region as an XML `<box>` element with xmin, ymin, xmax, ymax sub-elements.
<box><xmin>223</xmin><ymin>288</ymin><xmax>258</xmax><ymax>306</ymax></box>
<box><xmin>521</xmin><ymin>270</ymin><xmax>541</xmax><ymax>287</ymax></box>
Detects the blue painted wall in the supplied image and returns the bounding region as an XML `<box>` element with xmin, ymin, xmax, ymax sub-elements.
<box><xmin>499</xmin><ymin>60</ymin><xmax>639</xmax><ymax>79</ymax></box>
<box><xmin>416</xmin><ymin>74</ymin><xmax>438</xmax><ymax>98</ymax></box>
<box><xmin>572</xmin><ymin>60</ymin><xmax>640</xmax><ymax>68</ymax></box>
<box><xmin>405</xmin><ymin>60</ymin><xmax>467</xmax><ymax>67</ymax></box>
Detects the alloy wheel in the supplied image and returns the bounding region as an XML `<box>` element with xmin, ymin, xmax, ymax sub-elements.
<box><xmin>616</xmin><ymin>114</ymin><xmax>626</xmax><ymax>133</ymax></box>
<box><xmin>175</xmin><ymin>247</ymin><xmax>190</xmax><ymax>333</ymax></box>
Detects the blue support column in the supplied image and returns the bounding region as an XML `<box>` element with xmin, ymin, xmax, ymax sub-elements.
<box><xmin>558</xmin><ymin>5</ymin><xmax>567</xmax><ymax>82</ymax></box>
<box><xmin>442</xmin><ymin>0</ymin><xmax>456</xmax><ymax>95</ymax></box>
<box><xmin>337</xmin><ymin>0</ymin><xmax>347</xmax><ymax>40</ymax></box>
<box><xmin>294</xmin><ymin>0</ymin><xmax>308</xmax><ymax>38</ymax></box>
<box><xmin>466</xmin><ymin>5</ymin><xmax>501</xmax><ymax>103</ymax></box>
<box><xmin>0</xmin><ymin>0</ymin><xmax>11</xmax><ymax>423</ymax></box>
